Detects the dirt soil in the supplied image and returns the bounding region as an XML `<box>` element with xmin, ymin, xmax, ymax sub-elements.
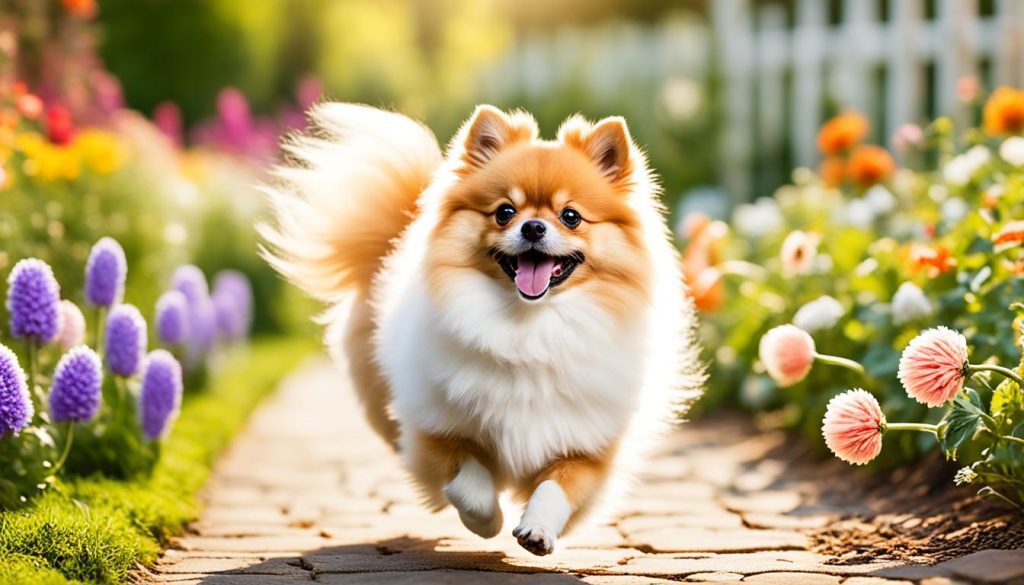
<box><xmin>808</xmin><ymin>453</ymin><xmax>1024</xmax><ymax>565</ymax></box>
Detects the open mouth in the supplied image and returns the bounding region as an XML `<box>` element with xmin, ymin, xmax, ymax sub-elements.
<box><xmin>492</xmin><ymin>248</ymin><xmax>584</xmax><ymax>300</ymax></box>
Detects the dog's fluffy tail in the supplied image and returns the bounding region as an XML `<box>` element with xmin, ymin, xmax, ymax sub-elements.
<box><xmin>260</xmin><ymin>103</ymin><xmax>443</xmax><ymax>300</ymax></box>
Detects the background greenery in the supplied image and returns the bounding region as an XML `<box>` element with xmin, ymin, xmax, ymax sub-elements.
<box><xmin>96</xmin><ymin>0</ymin><xmax>718</xmax><ymax>214</ymax></box>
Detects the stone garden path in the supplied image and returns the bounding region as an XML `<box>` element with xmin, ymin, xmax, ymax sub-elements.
<box><xmin>147</xmin><ymin>357</ymin><xmax>1024</xmax><ymax>584</ymax></box>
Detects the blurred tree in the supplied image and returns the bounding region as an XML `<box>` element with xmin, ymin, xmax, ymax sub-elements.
<box><xmin>98</xmin><ymin>0</ymin><xmax>285</xmax><ymax>124</ymax></box>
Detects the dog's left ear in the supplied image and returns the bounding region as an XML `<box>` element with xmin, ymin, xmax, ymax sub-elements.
<box><xmin>559</xmin><ymin>115</ymin><xmax>634</xmax><ymax>183</ymax></box>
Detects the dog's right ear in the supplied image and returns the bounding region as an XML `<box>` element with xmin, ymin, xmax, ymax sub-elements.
<box><xmin>455</xmin><ymin>105</ymin><xmax>536</xmax><ymax>172</ymax></box>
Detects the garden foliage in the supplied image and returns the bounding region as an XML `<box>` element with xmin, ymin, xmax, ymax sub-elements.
<box><xmin>688</xmin><ymin>86</ymin><xmax>1024</xmax><ymax>508</ymax></box>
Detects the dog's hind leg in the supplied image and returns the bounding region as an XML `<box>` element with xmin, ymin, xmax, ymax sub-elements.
<box><xmin>406</xmin><ymin>432</ymin><xmax>503</xmax><ymax>538</ymax></box>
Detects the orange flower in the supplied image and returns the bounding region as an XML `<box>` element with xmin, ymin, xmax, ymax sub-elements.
<box><xmin>847</xmin><ymin>145</ymin><xmax>894</xmax><ymax>187</ymax></box>
<box><xmin>994</xmin><ymin>220</ymin><xmax>1024</xmax><ymax>252</ymax></box>
<box><xmin>682</xmin><ymin>219</ymin><xmax>727</xmax><ymax>312</ymax></box>
<box><xmin>983</xmin><ymin>186</ymin><xmax>1004</xmax><ymax>209</ymax></box>
<box><xmin>679</xmin><ymin>211</ymin><xmax>712</xmax><ymax>240</ymax></box>
<box><xmin>983</xmin><ymin>87</ymin><xmax>1024</xmax><ymax>136</ymax></box>
<box><xmin>60</xmin><ymin>0</ymin><xmax>97</xmax><ymax>18</ymax></box>
<box><xmin>690</xmin><ymin>267</ymin><xmax>724</xmax><ymax>312</ymax></box>
<box><xmin>909</xmin><ymin>243</ymin><xmax>956</xmax><ymax>278</ymax></box>
<box><xmin>819</xmin><ymin>157</ymin><xmax>846</xmax><ymax>187</ymax></box>
<box><xmin>15</xmin><ymin>94</ymin><xmax>42</xmax><ymax>120</ymax></box>
<box><xmin>817</xmin><ymin>112</ymin><xmax>869</xmax><ymax>156</ymax></box>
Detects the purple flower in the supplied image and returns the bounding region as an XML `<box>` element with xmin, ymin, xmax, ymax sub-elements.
<box><xmin>212</xmin><ymin>270</ymin><xmax>253</xmax><ymax>341</ymax></box>
<box><xmin>172</xmin><ymin>265</ymin><xmax>216</xmax><ymax>363</ymax></box>
<box><xmin>54</xmin><ymin>300</ymin><xmax>86</xmax><ymax>350</ymax></box>
<box><xmin>138</xmin><ymin>349</ymin><xmax>183</xmax><ymax>440</ymax></box>
<box><xmin>155</xmin><ymin>290</ymin><xmax>189</xmax><ymax>345</ymax></box>
<box><xmin>189</xmin><ymin>298</ymin><xmax>217</xmax><ymax>356</ymax></box>
<box><xmin>49</xmin><ymin>346</ymin><xmax>102</xmax><ymax>423</ymax></box>
<box><xmin>104</xmin><ymin>304</ymin><xmax>147</xmax><ymax>377</ymax></box>
<box><xmin>171</xmin><ymin>265</ymin><xmax>208</xmax><ymax>306</ymax></box>
<box><xmin>85</xmin><ymin>237</ymin><xmax>127</xmax><ymax>307</ymax></box>
<box><xmin>0</xmin><ymin>344</ymin><xmax>32</xmax><ymax>436</ymax></box>
<box><xmin>7</xmin><ymin>258</ymin><xmax>61</xmax><ymax>343</ymax></box>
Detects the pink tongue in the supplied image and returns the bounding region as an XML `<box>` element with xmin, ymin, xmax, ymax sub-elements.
<box><xmin>514</xmin><ymin>256</ymin><xmax>556</xmax><ymax>297</ymax></box>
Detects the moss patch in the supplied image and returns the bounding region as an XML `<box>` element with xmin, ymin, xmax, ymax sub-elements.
<box><xmin>0</xmin><ymin>336</ymin><xmax>316</xmax><ymax>584</ymax></box>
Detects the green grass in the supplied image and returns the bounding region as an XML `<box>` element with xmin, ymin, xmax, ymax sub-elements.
<box><xmin>0</xmin><ymin>336</ymin><xmax>317</xmax><ymax>584</ymax></box>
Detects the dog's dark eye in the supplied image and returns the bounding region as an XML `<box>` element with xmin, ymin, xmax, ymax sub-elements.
<box><xmin>560</xmin><ymin>208</ymin><xmax>582</xmax><ymax>229</ymax></box>
<box><xmin>495</xmin><ymin>203</ymin><xmax>516</xmax><ymax>226</ymax></box>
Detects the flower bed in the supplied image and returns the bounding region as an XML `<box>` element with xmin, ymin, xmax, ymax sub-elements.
<box><xmin>689</xmin><ymin>86</ymin><xmax>1024</xmax><ymax>510</ymax></box>
<box><xmin>0</xmin><ymin>335</ymin><xmax>315</xmax><ymax>584</ymax></box>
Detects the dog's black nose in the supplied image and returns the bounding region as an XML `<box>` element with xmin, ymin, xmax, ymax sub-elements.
<box><xmin>521</xmin><ymin>220</ymin><xmax>546</xmax><ymax>242</ymax></box>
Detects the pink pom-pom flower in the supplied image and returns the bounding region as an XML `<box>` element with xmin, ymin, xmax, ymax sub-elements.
<box><xmin>822</xmin><ymin>389</ymin><xmax>885</xmax><ymax>465</ymax></box>
<box><xmin>759</xmin><ymin>325</ymin><xmax>816</xmax><ymax>387</ymax></box>
<box><xmin>53</xmin><ymin>300</ymin><xmax>86</xmax><ymax>350</ymax></box>
<box><xmin>897</xmin><ymin>326</ymin><xmax>968</xmax><ymax>407</ymax></box>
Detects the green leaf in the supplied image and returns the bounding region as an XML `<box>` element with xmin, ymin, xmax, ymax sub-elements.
<box><xmin>992</xmin><ymin>378</ymin><xmax>1024</xmax><ymax>418</ymax></box>
<box><xmin>938</xmin><ymin>389</ymin><xmax>989</xmax><ymax>458</ymax></box>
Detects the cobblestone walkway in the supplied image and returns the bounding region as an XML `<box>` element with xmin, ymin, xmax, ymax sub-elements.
<box><xmin>148</xmin><ymin>357</ymin><xmax>1023</xmax><ymax>584</ymax></box>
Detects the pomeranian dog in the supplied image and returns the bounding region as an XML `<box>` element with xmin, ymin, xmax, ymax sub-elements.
<box><xmin>261</xmin><ymin>104</ymin><xmax>702</xmax><ymax>555</ymax></box>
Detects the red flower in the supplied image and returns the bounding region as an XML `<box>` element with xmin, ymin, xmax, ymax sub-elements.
<box><xmin>46</xmin><ymin>106</ymin><xmax>75</xmax><ymax>145</ymax></box>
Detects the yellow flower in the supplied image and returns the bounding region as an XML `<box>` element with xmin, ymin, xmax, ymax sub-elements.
<box><xmin>73</xmin><ymin>129</ymin><xmax>123</xmax><ymax>175</ymax></box>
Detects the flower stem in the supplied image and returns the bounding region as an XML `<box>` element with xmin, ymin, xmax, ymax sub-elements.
<box><xmin>884</xmin><ymin>422</ymin><xmax>939</xmax><ymax>435</ymax></box>
<box><xmin>48</xmin><ymin>423</ymin><xmax>74</xmax><ymax>478</ymax></box>
<box><xmin>968</xmin><ymin>363</ymin><xmax>1024</xmax><ymax>387</ymax></box>
<box><xmin>1000</xmin><ymin>434</ymin><xmax>1024</xmax><ymax>447</ymax></box>
<box><xmin>94</xmin><ymin>307</ymin><xmax>105</xmax><ymax>356</ymax></box>
<box><xmin>26</xmin><ymin>341</ymin><xmax>44</xmax><ymax>409</ymax></box>
<box><xmin>27</xmin><ymin>341</ymin><xmax>36</xmax><ymax>389</ymax></box>
<box><xmin>814</xmin><ymin>353</ymin><xmax>866</xmax><ymax>376</ymax></box>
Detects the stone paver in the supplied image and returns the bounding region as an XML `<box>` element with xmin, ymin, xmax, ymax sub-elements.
<box><xmin>146</xmin><ymin>357</ymin><xmax>1009</xmax><ymax>584</ymax></box>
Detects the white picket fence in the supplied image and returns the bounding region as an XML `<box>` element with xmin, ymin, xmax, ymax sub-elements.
<box><xmin>716</xmin><ymin>0</ymin><xmax>1024</xmax><ymax>202</ymax></box>
<box><xmin>479</xmin><ymin>1</ymin><xmax>1024</xmax><ymax>203</ymax></box>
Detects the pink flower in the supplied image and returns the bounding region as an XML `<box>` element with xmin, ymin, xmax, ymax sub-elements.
<box><xmin>822</xmin><ymin>389</ymin><xmax>885</xmax><ymax>465</ymax></box>
<box><xmin>53</xmin><ymin>300</ymin><xmax>86</xmax><ymax>350</ymax></box>
<box><xmin>780</xmin><ymin>230</ymin><xmax>820</xmax><ymax>275</ymax></box>
<box><xmin>892</xmin><ymin>123</ymin><xmax>924</xmax><ymax>151</ymax></box>
<box><xmin>759</xmin><ymin>325</ymin><xmax>816</xmax><ymax>387</ymax></box>
<box><xmin>957</xmin><ymin>75</ymin><xmax>981</xmax><ymax>103</ymax></box>
<box><xmin>153</xmin><ymin>102</ymin><xmax>183</xmax><ymax>148</ymax></box>
<box><xmin>897</xmin><ymin>326</ymin><xmax>968</xmax><ymax>407</ymax></box>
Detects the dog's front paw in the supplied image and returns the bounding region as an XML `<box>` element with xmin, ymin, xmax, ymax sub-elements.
<box><xmin>513</xmin><ymin>520</ymin><xmax>556</xmax><ymax>556</ymax></box>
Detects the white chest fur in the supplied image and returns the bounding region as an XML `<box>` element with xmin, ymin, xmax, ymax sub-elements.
<box><xmin>375</xmin><ymin>267</ymin><xmax>648</xmax><ymax>479</ymax></box>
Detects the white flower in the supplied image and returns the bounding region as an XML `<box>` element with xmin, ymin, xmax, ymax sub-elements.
<box><xmin>943</xmin><ymin>145</ymin><xmax>990</xmax><ymax>186</ymax></box>
<box><xmin>864</xmin><ymin>185</ymin><xmax>896</xmax><ymax>215</ymax></box>
<box><xmin>792</xmin><ymin>295</ymin><xmax>845</xmax><ymax>332</ymax></box>
<box><xmin>891</xmin><ymin>282</ymin><xmax>933</xmax><ymax>325</ymax></box>
<box><xmin>941</xmin><ymin>197</ymin><xmax>970</xmax><ymax>225</ymax></box>
<box><xmin>999</xmin><ymin>136</ymin><xmax>1024</xmax><ymax>167</ymax></box>
<box><xmin>842</xmin><ymin>198</ymin><xmax>875</xmax><ymax>229</ymax></box>
<box><xmin>780</xmin><ymin>230</ymin><xmax>820</xmax><ymax>275</ymax></box>
<box><xmin>732</xmin><ymin>197</ymin><xmax>783</xmax><ymax>238</ymax></box>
